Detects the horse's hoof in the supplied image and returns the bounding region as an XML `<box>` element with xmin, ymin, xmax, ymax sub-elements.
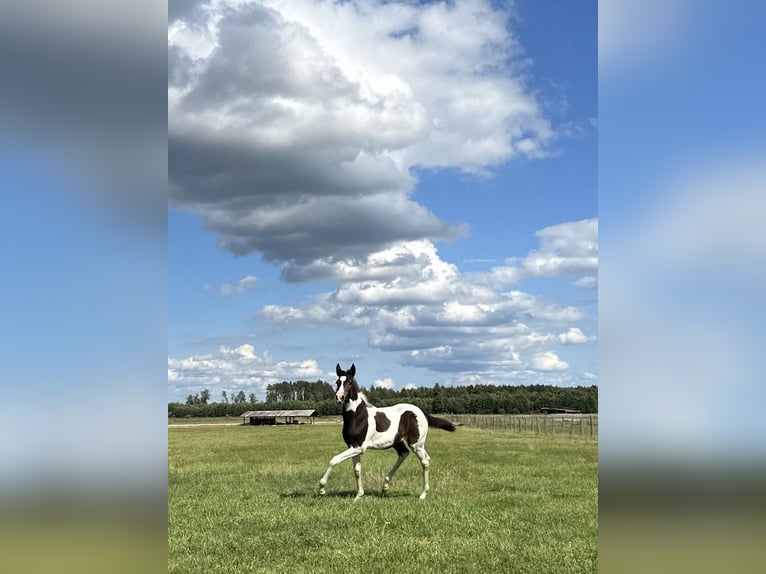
<box><xmin>318</xmin><ymin>488</ymin><xmax>326</xmax><ymax>496</ymax></box>
<box><xmin>354</xmin><ymin>493</ymin><xmax>364</xmax><ymax>501</ymax></box>
<box><xmin>418</xmin><ymin>493</ymin><xmax>427</xmax><ymax>501</ymax></box>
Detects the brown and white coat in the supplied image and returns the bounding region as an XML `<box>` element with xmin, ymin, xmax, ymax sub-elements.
<box><xmin>318</xmin><ymin>363</ymin><xmax>456</xmax><ymax>500</ymax></box>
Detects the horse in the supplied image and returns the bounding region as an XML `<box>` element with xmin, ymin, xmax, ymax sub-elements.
<box><xmin>318</xmin><ymin>363</ymin><xmax>456</xmax><ymax>500</ymax></box>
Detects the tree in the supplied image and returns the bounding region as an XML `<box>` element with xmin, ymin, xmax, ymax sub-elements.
<box><xmin>432</xmin><ymin>383</ymin><xmax>444</xmax><ymax>413</ymax></box>
<box><xmin>221</xmin><ymin>390</ymin><xmax>228</xmax><ymax>404</ymax></box>
<box><xmin>311</xmin><ymin>380</ymin><xmax>335</xmax><ymax>401</ymax></box>
<box><xmin>248</xmin><ymin>393</ymin><xmax>257</xmax><ymax>404</ymax></box>
<box><xmin>234</xmin><ymin>390</ymin><xmax>247</xmax><ymax>403</ymax></box>
<box><xmin>200</xmin><ymin>389</ymin><xmax>210</xmax><ymax>405</ymax></box>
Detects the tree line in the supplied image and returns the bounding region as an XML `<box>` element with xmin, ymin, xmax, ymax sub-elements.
<box><xmin>182</xmin><ymin>388</ymin><xmax>258</xmax><ymax>406</ymax></box>
<box><xmin>168</xmin><ymin>379</ymin><xmax>597</xmax><ymax>418</ymax></box>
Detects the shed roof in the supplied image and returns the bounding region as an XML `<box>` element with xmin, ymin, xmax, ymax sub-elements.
<box><xmin>241</xmin><ymin>409</ymin><xmax>318</xmax><ymax>418</ymax></box>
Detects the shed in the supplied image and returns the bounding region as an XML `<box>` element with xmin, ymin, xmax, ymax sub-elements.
<box><xmin>241</xmin><ymin>409</ymin><xmax>318</xmax><ymax>426</ymax></box>
<box><xmin>540</xmin><ymin>407</ymin><xmax>582</xmax><ymax>414</ymax></box>
<box><xmin>540</xmin><ymin>406</ymin><xmax>583</xmax><ymax>422</ymax></box>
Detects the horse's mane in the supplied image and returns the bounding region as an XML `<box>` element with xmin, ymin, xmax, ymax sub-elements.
<box><xmin>357</xmin><ymin>390</ymin><xmax>374</xmax><ymax>408</ymax></box>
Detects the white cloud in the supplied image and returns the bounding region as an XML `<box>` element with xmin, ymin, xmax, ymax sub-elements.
<box><xmin>373</xmin><ymin>378</ymin><xmax>395</xmax><ymax>390</ymax></box>
<box><xmin>487</xmin><ymin>218</ymin><xmax>598</xmax><ymax>285</ymax></box>
<box><xmin>404</xmin><ymin>384</ymin><xmax>417</xmax><ymax>390</ymax></box>
<box><xmin>531</xmin><ymin>351</ymin><xmax>569</xmax><ymax>371</ymax></box>
<box><xmin>574</xmin><ymin>276</ymin><xmax>598</xmax><ymax>289</ymax></box>
<box><xmin>447</xmin><ymin>367</ymin><xmax>594</xmax><ymax>388</ymax></box>
<box><xmin>263</xmin><ymin>246</ymin><xmax>585</xmax><ymax>347</ymax></box>
<box><xmin>262</xmin><ymin>219</ymin><xmax>594</xmax><ymax>380</ymax></box>
<box><xmin>168</xmin><ymin>344</ymin><xmax>322</xmax><ymax>397</ymax></box>
<box><xmin>558</xmin><ymin>327</ymin><xmax>592</xmax><ymax>344</ymax></box>
<box><xmin>219</xmin><ymin>275</ymin><xmax>258</xmax><ymax>295</ymax></box>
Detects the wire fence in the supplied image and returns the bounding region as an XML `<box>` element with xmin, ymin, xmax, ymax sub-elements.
<box><xmin>445</xmin><ymin>413</ymin><xmax>598</xmax><ymax>437</ymax></box>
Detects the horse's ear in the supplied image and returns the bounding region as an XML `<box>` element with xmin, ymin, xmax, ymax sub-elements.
<box><xmin>349</xmin><ymin>363</ymin><xmax>356</xmax><ymax>377</ymax></box>
<box><xmin>336</xmin><ymin>363</ymin><xmax>343</xmax><ymax>377</ymax></box>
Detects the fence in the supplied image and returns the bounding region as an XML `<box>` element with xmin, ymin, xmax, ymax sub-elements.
<box><xmin>446</xmin><ymin>413</ymin><xmax>598</xmax><ymax>437</ymax></box>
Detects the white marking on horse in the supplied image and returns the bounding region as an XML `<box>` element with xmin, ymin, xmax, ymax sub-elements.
<box><xmin>335</xmin><ymin>375</ymin><xmax>348</xmax><ymax>402</ymax></box>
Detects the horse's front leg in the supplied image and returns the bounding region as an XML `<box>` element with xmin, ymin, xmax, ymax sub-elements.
<box><xmin>352</xmin><ymin>454</ymin><xmax>364</xmax><ymax>500</ymax></box>
<box><xmin>318</xmin><ymin>446</ymin><xmax>362</xmax><ymax>495</ymax></box>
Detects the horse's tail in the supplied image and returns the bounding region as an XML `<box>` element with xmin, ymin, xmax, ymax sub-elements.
<box><xmin>426</xmin><ymin>414</ymin><xmax>456</xmax><ymax>432</ymax></box>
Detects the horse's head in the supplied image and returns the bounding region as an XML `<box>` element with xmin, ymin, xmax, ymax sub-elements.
<box><xmin>335</xmin><ymin>363</ymin><xmax>358</xmax><ymax>403</ymax></box>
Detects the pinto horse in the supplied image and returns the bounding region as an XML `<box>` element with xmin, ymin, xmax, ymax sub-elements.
<box><xmin>318</xmin><ymin>363</ymin><xmax>456</xmax><ymax>500</ymax></box>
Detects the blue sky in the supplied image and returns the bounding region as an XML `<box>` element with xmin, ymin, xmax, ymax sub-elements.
<box><xmin>168</xmin><ymin>0</ymin><xmax>597</xmax><ymax>402</ymax></box>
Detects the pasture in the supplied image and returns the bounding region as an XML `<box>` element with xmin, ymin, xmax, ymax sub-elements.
<box><xmin>168</xmin><ymin>423</ymin><xmax>597</xmax><ymax>573</ymax></box>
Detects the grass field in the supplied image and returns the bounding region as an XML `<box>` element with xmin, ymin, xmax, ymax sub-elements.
<box><xmin>168</xmin><ymin>423</ymin><xmax>597</xmax><ymax>573</ymax></box>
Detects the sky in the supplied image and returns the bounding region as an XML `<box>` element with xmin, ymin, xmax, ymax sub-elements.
<box><xmin>167</xmin><ymin>0</ymin><xmax>597</xmax><ymax>402</ymax></box>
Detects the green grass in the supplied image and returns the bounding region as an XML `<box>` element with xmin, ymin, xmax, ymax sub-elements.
<box><xmin>169</xmin><ymin>424</ymin><xmax>597</xmax><ymax>573</ymax></box>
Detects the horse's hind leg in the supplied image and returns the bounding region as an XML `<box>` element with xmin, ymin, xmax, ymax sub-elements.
<box><xmin>412</xmin><ymin>444</ymin><xmax>431</xmax><ymax>500</ymax></box>
<box><xmin>383</xmin><ymin>442</ymin><xmax>409</xmax><ymax>494</ymax></box>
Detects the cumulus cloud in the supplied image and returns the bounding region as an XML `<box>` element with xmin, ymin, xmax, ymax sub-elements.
<box><xmin>531</xmin><ymin>351</ymin><xmax>569</xmax><ymax>371</ymax></box>
<box><xmin>168</xmin><ymin>343</ymin><xmax>322</xmax><ymax>398</ymax></box>
<box><xmin>558</xmin><ymin>327</ymin><xmax>593</xmax><ymax>344</ymax></box>
<box><xmin>574</xmin><ymin>276</ymin><xmax>598</xmax><ymax>289</ymax></box>
<box><xmin>217</xmin><ymin>275</ymin><xmax>258</xmax><ymax>296</ymax></box>
<box><xmin>487</xmin><ymin>218</ymin><xmax>598</xmax><ymax>285</ymax></box>
<box><xmin>261</xmin><ymin>220</ymin><xmax>595</xmax><ymax>381</ymax></box>
<box><xmin>373</xmin><ymin>378</ymin><xmax>396</xmax><ymax>390</ymax></box>
<box><xmin>169</xmin><ymin>0</ymin><xmax>558</xmax><ymax>269</ymax></box>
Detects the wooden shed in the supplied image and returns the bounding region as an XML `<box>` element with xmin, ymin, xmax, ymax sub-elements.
<box><xmin>240</xmin><ymin>409</ymin><xmax>318</xmax><ymax>426</ymax></box>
